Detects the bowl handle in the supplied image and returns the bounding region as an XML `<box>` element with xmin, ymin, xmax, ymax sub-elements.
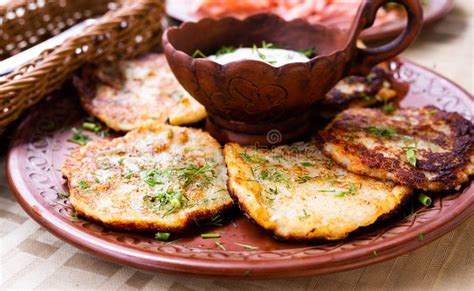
<box><xmin>349</xmin><ymin>0</ymin><xmax>423</xmax><ymax>75</ymax></box>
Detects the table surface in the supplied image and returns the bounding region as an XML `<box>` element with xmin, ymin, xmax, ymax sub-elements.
<box><xmin>1</xmin><ymin>1</ymin><xmax>473</xmax><ymax>290</ymax></box>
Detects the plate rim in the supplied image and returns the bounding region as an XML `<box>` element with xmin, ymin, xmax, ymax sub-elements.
<box><xmin>6</xmin><ymin>58</ymin><xmax>474</xmax><ymax>278</ymax></box>
<box><xmin>165</xmin><ymin>0</ymin><xmax>455</xmax><ymax>42</ymax></box>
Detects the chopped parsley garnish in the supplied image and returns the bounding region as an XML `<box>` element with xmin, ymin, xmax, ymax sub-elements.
<box><xmin>192</xmin><ymin>49</ymin><xmax>206</xmax><ymax>58</ymax></box>
<box><xmin>201</xmin><ymin>233</ymin><xmax>221</xmax><ymax>239</ymax></box>
<box><xmin>240</xmin><ymin>152</ymin><xmax>267</xmax><ymax>163</ymax></box>
<box><xmin>382</xmin><ymin>103</ymin><xmax>395</xmax><ymax>114</ymax></box>
<box><xmin>300</xmin><ymin>162</ymin><xmax>313</xmax><ymax>167</ymax></box>
<box><xmin>365</xmin><ymin>126</ymin><xmax>397</xmax><ymax>138</ymax></box>
<box><xmin>67</xmin><ymin>128</ymin><xmax>90</xmax><ymax>145</ymax></box>
<box><xmin>234</xmin><ymin>243</ymin><xmax>259</xmax><ymax>250</ymax></box>
<box><xmin>155</xmin><ymin>232</ymin><xmax>170</xmax><ymax>241</ymax></box>
<box><xmin>297</xmin><ymin>48</ymin><xmax>314</xmax><ymax>58</ymax></box>
<box><xmin>318</xmin><ymin>189</ymin><xmax>336</xmax><ymax>193</ymax></box>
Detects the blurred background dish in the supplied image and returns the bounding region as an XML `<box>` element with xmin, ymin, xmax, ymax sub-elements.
<box><xmin>166</xmin><ymin>0</ymin><xmax>454</xmax><ymax>41</ymax></box>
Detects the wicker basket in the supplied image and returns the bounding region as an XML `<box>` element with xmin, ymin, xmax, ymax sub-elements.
<box><xmin>0</xmin><ymin>0</ymin><xmax>165</xmax><ymax>134</ymax></box>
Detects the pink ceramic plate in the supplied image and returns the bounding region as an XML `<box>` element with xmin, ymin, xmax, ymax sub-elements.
<box><xmin>6</xmin><ymin>59</ymin><xmax>473</xmax><ymax>278</ymax></box>
<box><xmin>165</xmin><ymin>0</ymin><xmax>454</xmax><ymax>42</ymax></box>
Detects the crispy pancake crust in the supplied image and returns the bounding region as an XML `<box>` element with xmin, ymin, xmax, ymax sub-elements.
<box><xmin>320</xmin><ymin>106</ymin><xmax>474</xmax><ymax>192</ymax></box>
<box><xmin>74</xmin><ymin>53</ymin><xmax>206</xmax><ymax>132</ymax></box>
<box><xmin>62</xmin><ymin>124</ymin><xmax>232</xmax><ymax>232</ymax></box>
<box><xmin>224</xmin><ymin>142</ymin><xmax>412</xmax><ymax>241</ymax></box>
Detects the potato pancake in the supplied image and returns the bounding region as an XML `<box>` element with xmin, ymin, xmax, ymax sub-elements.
<box><xmin>75</xmin><ymin>53</ymin><xmax>206</xmax><ymax>132</ymax></box>
<box><xmin>62</xmin><ymin>124</ymin><xmax>232</xmax><ymax>232</ymax></box>
<box><xmin>224</xmin><ymin>142</ymin><xmax>412</xmax><ymax>241</ymax></box>
<box><xmin>320</xmin><ymin>106</ymin><xmax>473</xmax><ymax>192</ymax></box>
<box><xmin>319</xmin><ymin>65</ymin><xmax>397</xmax><ymax>117</ymax></box>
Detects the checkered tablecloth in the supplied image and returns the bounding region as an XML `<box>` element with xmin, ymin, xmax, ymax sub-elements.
<box><xmin>1</xmin><ymin>1</ymin><xmax>472</xmax><ymax>290</ymax></box>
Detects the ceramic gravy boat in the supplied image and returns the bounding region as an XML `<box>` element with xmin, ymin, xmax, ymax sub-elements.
<box><xmin>163</xmin><ymin>0</ymin><xmax>423</xmax><ymax>145</ymax></box>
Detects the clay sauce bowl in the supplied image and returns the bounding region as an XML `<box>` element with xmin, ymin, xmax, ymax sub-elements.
<box><xmin>163</xmin><ymin>0</ymin><xmax>423</xmax><ymax>145</ymax></box>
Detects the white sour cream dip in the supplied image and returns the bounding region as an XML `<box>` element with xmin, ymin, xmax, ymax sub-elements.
<box><xmin>207</xmin><ymin>48</ymin><xmax>310</xmax><ymax>66</ymax></box>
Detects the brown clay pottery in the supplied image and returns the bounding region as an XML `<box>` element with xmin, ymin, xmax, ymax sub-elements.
<box><xmin>163</xmin><ymin>0</ymin><xmax>423</xmax><ymax>145</ymax></box>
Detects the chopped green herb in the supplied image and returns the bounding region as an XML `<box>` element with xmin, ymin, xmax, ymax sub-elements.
<box><xmin>298</xmin><ymin>209</ymin><xmax>310</xmax><ymax>221</ymax></box>
<box><xmin>265</xmin><ymin>187</ymin><xmax>279</xmax><ymax>196</ymax></box>
<box><xmin>365</xmin><ymin>126</ymin><xmax>397</xmax><ymax>138</ymax></box>
<box><xmin>205</xmin><ymin>214</ymin><xmax>223</xmax><ymax>227</ymax></box>
<box><xmin>155</xmin><ymin>232</ymin><xmax>170</xmax><ymax>241</ymax></box>
<box><xmin>318</xmin><ymin>189</ymin><xmax>336</xmax><ymax>193</ymax></box>
<box><xmin>215</xmin><ymin>241</ymin><xmax>226</xmax><ymax>251</ymax></box>
<box><xmin>172</xmin><ymin>163</ymin><xmax>216</xmax><ymax>188</ymax></box>
<box><xmin>325</xmin><ymin>160</ymin><xmax>334</xmax><ymax>168</ymax></box>
<box><xmin>235</xmin><ymin>243</ymin><xmax>259</xmax><ymax>250</ymax></box>
<box><xmin>335</xmin><ymin>182</ymin><xmax>357</xmax><ymax>197</ymax></box>
<box><xmin>201</xmin><ymin>233</ymin><xmax>221</xmax><ymax>239</ymax></box>
<box><xmin>143</xmin><ymin>190</ymin><xmax>185</xmax><ymax>217</ymax></box>
<box><xmin>192</xmin><ymin>49</ymin><xmax>206</xmax><ymax>58</ymax></box>
<box><xmin>167</xmin><ymin>129</ymin><xmax>174</xmax><ymax>139</ymax></box>
<box><xmin>240</xmin><ymin>152</ymin><xmax>267</xmax><ymax>163</ymax></box>
<box><xmin>78</xmin><ymin>181</ymin><xmax>90</xmax><ymax>190</ymax></box>
<box><xmin>296</xmin><ymin>175</ymin><xmax>313</xmax><ymax>184</ymax></box>
<box><xmin>257</xmin><ymin>167</ymin><xmax>288</xmax><ymax>185</ymax></box>
<box><xmin>57</xmin><ymin>191</ymin><xmax>70</xmax><ymax>198</ymax></box>
<box><xmin>215</xmin><ymin>45</ymin><xmax>237</xmax><ymax>56</ymax></box>
<box><xmin>144</xmin><ymin>169</ymin><xmax>166</xmax><ymax>186</ymax></box>
<box><xmin>417</xmin><ymin>193</ymin><xmax>432</xmax><ymax>207</ymax></box>
<box><xmin>300</xmin><ymin>162</ymin><xmax>313</xmax><ymax>167</ymax></box>
<box><xmin>82</xmin><ymin>116</ymin><xmax>109</xmax><ymax>137</ymax></box>
<box><xmin>406</xmin><ymin>148</ymin><xmax>417</xmax><ymax>167</ymax></box>
<box><xmin>71</xmin><ymin>212</ymin><xmax>79</xmax><ymax>221</ymax></box>
<box><xmin>418</xmin><ymin>232</ymin><xmax>424</xmax><ymax>241</ymax></box>
<box><xmin>382</xmin><ymin>103</ymin><xmax>395</xmax><ymax>114</ymax></box>
<box><xmin>67</xmin><ymin>128</ymin><xmax>90</xmax><ymax>145</ymax></box>
<box><xmin>297</xmin><ymin>48</ymin><xmax>314</xmax><ymax>58</ymax></box>
<box><xmin>366</xmin><ymin>74</ymin><xmax>374</xmax><ymax>82</ymax></box>
<box><xmin>261</xmin><ymin>41</ymin><xmax>276</xmax><ymax>49</ymax></box>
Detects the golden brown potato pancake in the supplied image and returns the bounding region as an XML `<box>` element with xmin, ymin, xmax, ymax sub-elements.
<box><xmin>224</xmin><ymin>142</ymin><xmax>412</xmax><ymax>241</ymax></box>
<box><xmin>74</xmin><ymin>53</ymin><xmax>206</xmax><ymax>132</ymax></box>
<box><xmin>319</xmin><ymin>64</ymin><xmax>398</xmax><ymax>117</ymax></box>
<box><xmin>62</xmin><ymin>124</ymin><xmax>232</xmax><ymax>232</ymax></box>
<box><xmin>320</xmin><ymin>106</ymin><xmax>473</xmax><ymax>192</ymax></box>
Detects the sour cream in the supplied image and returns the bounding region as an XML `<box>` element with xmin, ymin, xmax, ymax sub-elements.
<box><xmin>207</xmin><ymin>47</ymin><xmax>310</xmax><ymax>66</ymax></box>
